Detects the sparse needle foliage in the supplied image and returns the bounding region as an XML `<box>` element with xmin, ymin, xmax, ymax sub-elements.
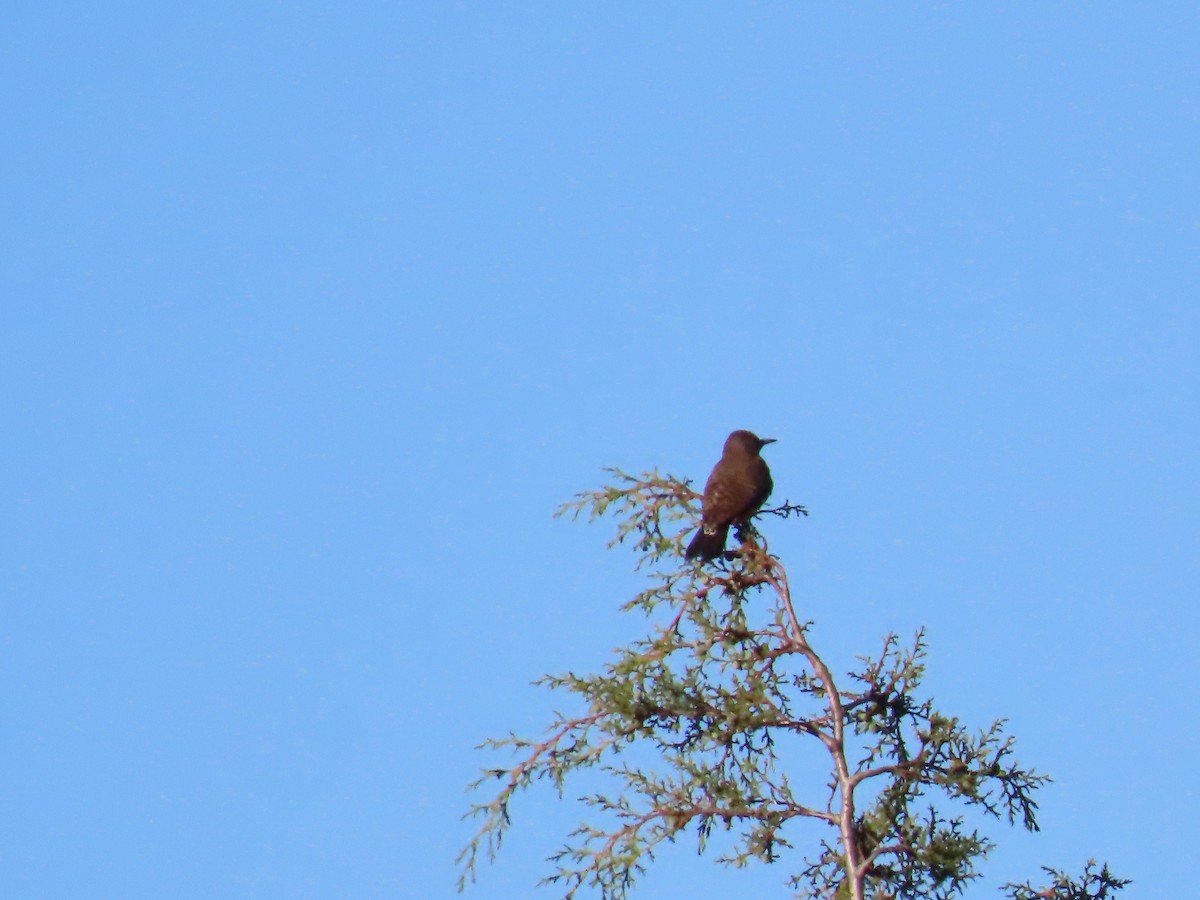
<box><xmin>458</xmin><ymin>469</ymin><xmax>1125</xmax><ymax>899</ymax></box>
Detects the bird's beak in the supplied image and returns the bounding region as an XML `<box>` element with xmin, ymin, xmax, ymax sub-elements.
<box><xmin>761</xmin><ymin>438</ymin><xmax>777</xmax><ymax>445</ymax></box>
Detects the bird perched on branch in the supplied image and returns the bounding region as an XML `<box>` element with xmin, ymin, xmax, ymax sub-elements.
<box><xmin>685</xmin><ymin>429</ymin><xmax>776</xmax><ymax>561</ymax></box>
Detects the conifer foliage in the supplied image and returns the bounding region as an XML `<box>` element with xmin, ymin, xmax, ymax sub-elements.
<box><xmin>458</xmin><ymin>470</ymin><xmax>1124</xmax><ymax>900</ymax></box>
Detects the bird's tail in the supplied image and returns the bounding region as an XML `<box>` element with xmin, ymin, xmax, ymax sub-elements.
<box><xmin>685</xmin><ymin>524</ymin><xmax>728</xmax><ymax>561</ymax></box>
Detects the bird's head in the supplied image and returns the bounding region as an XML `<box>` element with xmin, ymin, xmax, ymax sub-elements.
<box><xmin>726</xmin><ymin>430</ymin><xmax>776</xmax><ymax>455</ymax></box>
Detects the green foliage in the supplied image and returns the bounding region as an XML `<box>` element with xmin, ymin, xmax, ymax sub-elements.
<box><xmin>1003</xmin><ymin>860</ymin><xmax>1131</xmax><ymax>899</ymax></box>
<box><xmin>457</xmin><ymin>470</ymin><xmax>1125</xmax><ymax>899</ymax></box>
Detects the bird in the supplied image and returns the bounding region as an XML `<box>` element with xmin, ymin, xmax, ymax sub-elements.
<box><xmin>685</xmin><ymin>429</ymin><xmax>776</xmax><ymax>561</ymax></box>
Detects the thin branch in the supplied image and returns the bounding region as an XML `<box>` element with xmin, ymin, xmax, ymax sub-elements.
<box><xmin>763</xmin><ymin>553</ymin><xmax>866</xmax><ymax>900</ymax></box>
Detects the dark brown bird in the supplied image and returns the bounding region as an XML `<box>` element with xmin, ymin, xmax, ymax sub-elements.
<box><xmin>685</xmin><ymin>430</ymin><xmax>776</xmax><ymax>561</ymax></box>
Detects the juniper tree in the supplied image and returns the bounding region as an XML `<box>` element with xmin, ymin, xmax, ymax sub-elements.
<box><xmin>458</xmin><ymin>469</ymin><xmax>1125</xmax><ymax>900</ymax></box>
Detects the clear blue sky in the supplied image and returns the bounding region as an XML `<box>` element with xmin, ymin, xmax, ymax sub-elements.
<box><xmin>3</xmin><ymin>4</ymin><xmax>1196</xmax><ymax>898</ymax></box>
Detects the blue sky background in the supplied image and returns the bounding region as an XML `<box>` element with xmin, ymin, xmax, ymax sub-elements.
<box><xmin>3</xmin><ymin>3</ymin><xmax>1197</xmax><ymax>898</ymax></box>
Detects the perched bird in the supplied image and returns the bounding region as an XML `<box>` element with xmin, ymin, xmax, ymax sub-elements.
<box><xmin>685</xmin><ymin>429</ymin><xmax>776</xmax><ymax>561</ymax></box>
